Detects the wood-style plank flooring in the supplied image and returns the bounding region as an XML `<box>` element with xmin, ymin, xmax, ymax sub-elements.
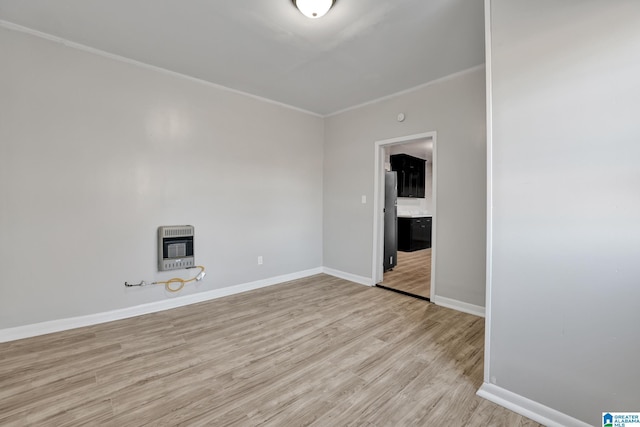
<box><xmin>382</xmin><ymin>248</ymin><xmax>431</xmax><ymax>299</ymax></box>
<box><xmin>0</xmin><ymin>274</ymin><xmax>540</xmax><ymax>426</ymax></box>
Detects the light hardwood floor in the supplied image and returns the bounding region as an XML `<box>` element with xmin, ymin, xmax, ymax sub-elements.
<box><xmin>382</xmin><ymin>248</ymin><xmax>431</xmax><ymax>299</ymax></box>
<box><xmin>0</xmin><ymin>275</ymin><xmax>540</xmax><ymax>426</ymax></box>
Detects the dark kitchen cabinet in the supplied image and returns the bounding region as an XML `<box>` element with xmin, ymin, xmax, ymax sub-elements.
<box><xmin>390</xmin><ymin>154</ymin><xmax>426</xmax><ymax>198</ymax></box>
<box><xmin>398</xmin><ymin>217</ymin><xmax>431</xmax><ymax>252</ymax></box>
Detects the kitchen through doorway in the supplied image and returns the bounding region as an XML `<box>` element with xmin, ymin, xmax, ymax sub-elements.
<box><xmin>373</xmin><ymin>132</ymin><xmax>436</xmax><ymax>301</ymax></box>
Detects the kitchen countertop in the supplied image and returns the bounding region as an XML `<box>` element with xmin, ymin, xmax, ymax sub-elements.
<box><xmin>397</xmin><ymin>213</ymin><xmax>432</xmax><ymax>218</ymax></box>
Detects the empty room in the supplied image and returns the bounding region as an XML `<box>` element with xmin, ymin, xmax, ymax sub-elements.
<box><xmin>1</xmin><ymin>1</ymin><xmax>638</xmax><ymax>426</ymax></box>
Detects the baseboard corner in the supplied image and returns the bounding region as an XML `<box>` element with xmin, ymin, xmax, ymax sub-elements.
<box><xmin>477</xmin><ymin>382</ymin><xmax>591</xmax><ymax>427</ymax></box>
<box><xmin>321</xmin><ymin>267</ymin><xmax>374</xmax><ymax>287</ymax></box>
<box><xmin>433</xmin><ymin>295</ymin><xmax>485</xmax><ymax>317</ymax></box>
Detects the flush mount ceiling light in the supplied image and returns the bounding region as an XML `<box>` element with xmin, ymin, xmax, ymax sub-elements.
<box><xmin>292</xmin><ymin>0</ymin><xmax>336</xmax><ymax>19</ymax></box>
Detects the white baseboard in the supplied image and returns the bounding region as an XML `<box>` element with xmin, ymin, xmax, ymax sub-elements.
<box><xmin>477</xmin><ymin>383</ymin><xmax>591</xmax><ymax>427</ymax></box>
<box><xmin>0</xmin><ymin>267</ymin><xmax>323</xmax><ymax>343</ymax></box>
<box><xmin>433</xmin><ymin>295</ymin><xmax>485</xmax><ymax>317</ymax></box>
<box><xmin>322</xmin><ymin>267</ymin><xmax>374</xmax><ymax>287</ymax></box>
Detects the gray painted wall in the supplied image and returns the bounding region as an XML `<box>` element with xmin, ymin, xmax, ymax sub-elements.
<box><xmin>323</xmin><ymin>68</ymin><xmax>487</xmax><ymax>306</ymax></box>
<box><xmin>0</xmin><ymin>27</ymin><xmax>324</xmax><ymax>328</ymax></box>
<box><xmin>488</xmin><ymin>1</ymin><xmax>640</xmax><ymax>424</ymax></box>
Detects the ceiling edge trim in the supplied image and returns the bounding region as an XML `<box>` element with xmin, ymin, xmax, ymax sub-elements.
<box><xmin>0</xmin><ymin>19</ymin><xmax>323</xmax><ymax>118</ymax></box>
<box><xmin>324</xmin><ymin>64</ymin><xmax>486</xmax><ymax>118</ymax></box>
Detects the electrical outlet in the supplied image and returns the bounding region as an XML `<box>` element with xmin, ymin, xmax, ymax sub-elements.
<box><xmin>258</xmin><ymin>256</ymin><xmax>263</xmax><ymax>265</ymax></box>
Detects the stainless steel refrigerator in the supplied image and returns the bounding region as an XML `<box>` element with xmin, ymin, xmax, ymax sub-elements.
<box><xmin>383</xmin><ymin>171</ymin><xmax>397</xmax><ymax>272</ymax></box>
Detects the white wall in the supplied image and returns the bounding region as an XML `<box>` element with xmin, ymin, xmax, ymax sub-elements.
<box><xmin>487</xmin><ymin>1</ymin><xmax>640</xmax><ymax>425</ymax></box>
<box><xmin>323</xmin><ymin>68</ymin><xmax>487</xmax><ymax>306</ymax></box>
<box><xmin>0</xmin><ymin>27</ymin><xmax>324</xmax><ymax>329</ymax></box>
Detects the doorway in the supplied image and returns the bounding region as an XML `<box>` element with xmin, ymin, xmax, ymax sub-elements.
<box><xmin>372</xmin><ymin>132</ymin><xmax>437</xmax><ymax>300</ymax></box>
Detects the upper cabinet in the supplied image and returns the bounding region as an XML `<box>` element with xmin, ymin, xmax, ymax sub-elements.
<box><xmin>390</xmin><ymin>153</ymin><xmax>426</xmax><ymax>198</ymax></box>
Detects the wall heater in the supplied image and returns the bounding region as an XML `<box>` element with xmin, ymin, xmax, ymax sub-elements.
<box><xmin>158</xmin><ymin>225</ymin><xmax>195</xmax><ymax>271</ymax></box>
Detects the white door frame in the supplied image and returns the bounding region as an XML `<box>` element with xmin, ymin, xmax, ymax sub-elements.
<box><xmin>372</xmin><ymin>131</ymin><xmax>437</xmax><ymax>299</ymax></box>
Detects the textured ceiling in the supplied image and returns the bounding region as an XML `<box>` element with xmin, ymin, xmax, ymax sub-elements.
<box><xmin>0</xmin><ymin>0</ymin><xmax>485</xmax><ymax>115</ymax></box>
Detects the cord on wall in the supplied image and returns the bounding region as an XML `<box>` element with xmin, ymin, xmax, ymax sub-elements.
<box><xmin>125</xmin><ymin>265</ymin><xmax>206</xmax><ymax>293</ymax></box>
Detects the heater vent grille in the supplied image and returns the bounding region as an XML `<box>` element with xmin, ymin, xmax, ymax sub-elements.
<box><xmin>162</xmin><ymin>226</ymin><xmax>193</xmax><ymax>238</ymax></box>
<box><xmin>158</xmin><ymin>225</ymin><xmax>195</xmax><ymax>271</ymax></box>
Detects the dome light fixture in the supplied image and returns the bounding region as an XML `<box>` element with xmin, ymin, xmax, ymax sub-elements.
<box><xmin>292</xmin><ymin>0</ymin><xmax>336</xmax><ymax>19</ymax></box>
